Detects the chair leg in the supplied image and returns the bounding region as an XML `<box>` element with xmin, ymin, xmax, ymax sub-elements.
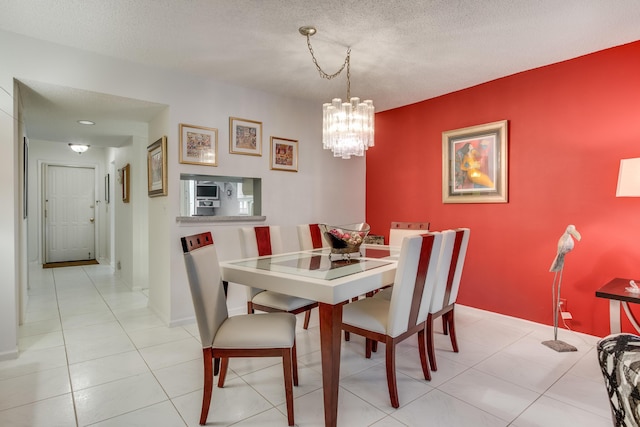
<box><xmin>365</xmin><ymin>338</ymin><xmax>373</xmax><ymax>359</ymax></box>
<box><xmin>213</xmin><ymin>357</ymin><xmax>220</xmax><ymax>376</ymax></box>
<box><xmin>446</xmin><ymin>309</ymin><xmax>459</xmax><ymax>353</ymax></box>
<box><xmin>372</xmin><ymin>340</ymin><xmax>378</xmax><ymax>353</ymax></box>
<box><xmin>292</xmin><ymin>341</ymin><xmax>299</xmax><ymax>386</ymax></box>
<box><xmin>217</xmin><ymin>357</ymin><xmax>230</xmax><ymax>387</ymax></box>
<box><xmin>200</xmin><ymin>348</ymin><xmax>214</xmax><ymax>425</ymax></box>
<box><xmin>442</xmin><ymin>315</ymin><xmax>449</xmax><ymax>335</ymax></box>
<box><xmin>417</xmin><ymin>328</ymin><xmax>431</xmax><ymax>381</ymax></box>
<box><xmin>303</xmin><ymin>309</ymin><xmax>311</xmax><ymax>329</ymax></box>
<box><xmin>385</xmin><ymin>340</ymin><xmax>400</xmax><ymax>408</ymax></box>
<box><xmin>426</xmin><ymin>313</ymin><xmax>437</xmax><ymax>371</ymax></box>
<box><xmin>282</xmin><ymin>348</ymin><xmax>295</xmax><ymax>426</ymax></box>
<box><xmin>247</xmin><ymin>301</ymin><xmax>254</xmax><ymax>314</ymax></box>
<box><xmin>344</xmin><ymin>331</ymin><xmax>350</xmax><ymax>341</ymax></box>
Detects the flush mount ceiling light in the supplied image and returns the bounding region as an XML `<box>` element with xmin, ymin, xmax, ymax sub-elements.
<box><xmin>77</xmin><ymin>120</ymin><xmax>95</xmax><ymax>125</ymax></box>
<box><xmin>299</xmin><ymin>26</ymin><xmax>374</xmax><ymax>159</ymax></box>
<box><xmin>68</xmin><ymin>143</ymin><xmax>90</xmax><ymax>154</ymax></box>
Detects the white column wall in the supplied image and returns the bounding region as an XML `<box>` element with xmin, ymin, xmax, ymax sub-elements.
<box><xmin>0</xmin><ymin>29</ymin><xmax>366</xmax><ymax>352</ymax></box>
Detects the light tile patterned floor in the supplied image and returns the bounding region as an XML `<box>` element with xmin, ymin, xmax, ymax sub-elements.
<box><xmin>0</xmin><ymin>264</ymin><xmax>612</xmax><ymax>426</ymax></box>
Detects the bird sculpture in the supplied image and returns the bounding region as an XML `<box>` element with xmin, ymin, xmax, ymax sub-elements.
<box><xmin>543</xmin><ymin>224</ymin><xmax>581</xmax><ymax>352</ymax></box>
<box><xmin>549</xmin><ymin>224</ymin><xmax>582</xmax><ymax>272</ymax></box>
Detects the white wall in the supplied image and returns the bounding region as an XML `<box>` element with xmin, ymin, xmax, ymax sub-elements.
<box><xmin>0</xmin><ymin>29</ymin><xmax>366</xmax><ymax>355</ymax></box>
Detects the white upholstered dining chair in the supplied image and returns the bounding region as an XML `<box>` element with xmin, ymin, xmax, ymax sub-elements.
<box><xmin>181</xmin><ymin>231</ymin><xmax>298</xmax><ymax>426</ymax></box>
<box><xmin>241</xmin><ymin>226</ymin><xmax>318</xmax><ymax>329</ymax></box>
<box><xmin>388</xmin><ymin>221</ymin><xmax>430</xmax><ymax>247</ymax></box>
<box><xmin>297</xmin><ymin>223</ymin><xmax>329</xmax><ymax>250</ymax></box>
<box><xmin>341</xmin><ymin>232</ymin><xmax>443</xmax><ymax>408</ymax></box>
<box><xmin>426</xmin><ymin>227</ymin><xmax>470</xmax><ymax>371</ymax></box>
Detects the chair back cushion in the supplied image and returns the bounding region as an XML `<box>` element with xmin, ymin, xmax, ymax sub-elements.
<box><xmin>297</xmin><ymin>224</ymin><xmax>327</xmax><ymax>250</ymax></box>
<box><xmin>429</xmin><ymin>230</ymin><xmax>456</xmax><ymax>313</ymax></box>
<box><xmin>389</xmin><ymin>221</ymin><xmax>430</xmax><ymax>247</ymax></box>
<box><xmin>181</xmin><ymin>233</ymin><xmax>228</xmax><ymax>348</ymax></box>
<box><xmin>429</xmin><ymin>228</ymin><xmax>470</xmax><ymax>313</ymax></box>
<box><xmin>240</xmin><ymin>226</ymin><xmax>283</xmax><ymax>257</ymax></box>
<box><xmin>387</xmin><ymin>232</ymin><xmax>442</xmax><ymax>337</ymax></box>
<box><xmin>445</xmin><ymin>228</ymin><xmax>470</xmax><ymax>306</ymax></box>
<box><xmin>240</xmin><ymin>226</ymin><xmax>283</xmax><ymax>300</ymax></box>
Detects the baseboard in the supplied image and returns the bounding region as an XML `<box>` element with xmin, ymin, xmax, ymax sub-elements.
<box><xmin>0</xmin><ymin>347</ymin><xmax>19</xmax><ymax>361</ymax></box>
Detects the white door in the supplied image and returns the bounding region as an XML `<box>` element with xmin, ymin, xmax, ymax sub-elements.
<box><xmin>45</xmin><ymin>165</ymin><xmax>96</xmax><ymax>263</ymax></box>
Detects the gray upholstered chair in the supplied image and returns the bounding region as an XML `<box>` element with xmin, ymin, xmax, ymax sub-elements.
<box><xmin>341</xmin><ymin>232</ymin><xmax>443</xmax><ymax>408</ymax></box>
<box><xmin>241</xmin><ymin>226</ymin><xmax>317</xmax><ymax>329</ymax></box>
<box><xmin>597</xmin><ymin>333</ymin><xmax>640</xmax><ymax>427</ymax></box>
<box><xmin>426</xmin><ymin>228</ymin><xmax>470</xmax><ymax>371</ymax></box>
<box><xmin>181</xmin><ymin>232</ymin><xmax>298</xmax><ymax>426</ymax></box>
<box><xmin>388</xmin><ymin>221</ymin><xmax>430</xmax><ymax>247</ymax></box>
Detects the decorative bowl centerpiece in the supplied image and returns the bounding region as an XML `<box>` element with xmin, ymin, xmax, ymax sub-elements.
<box><xmin>319</xmin><ymin>223</ymin><xmax>370</xmax><ymax>260</ymax></box>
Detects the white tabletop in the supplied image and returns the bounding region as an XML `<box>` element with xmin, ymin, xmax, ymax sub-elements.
<box><xmin>220</xmin><ymin>246</ymin><xmax>399</xmax><ymax>305</ymax></box>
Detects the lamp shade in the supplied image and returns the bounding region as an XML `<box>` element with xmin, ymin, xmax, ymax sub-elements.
<box><xmin>616</xmin><ymin>158</ymin><xmax>640</xmax><ymax>197</ymax></box>
<box><xmin>68</xmin><ymin>143</ymin><xmax>89</xmax><ymax>154</ymax></box>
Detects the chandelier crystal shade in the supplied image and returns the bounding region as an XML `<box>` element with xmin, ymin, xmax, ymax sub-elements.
<box><xmin>323</xmin><ymin>97</ymin><xmax>374</xmax><ymax>159</ymax></box>
<box><xmin>300</xmin><ymin>26</ymin><xmax>375</xmax><ymax>159</ymax></box>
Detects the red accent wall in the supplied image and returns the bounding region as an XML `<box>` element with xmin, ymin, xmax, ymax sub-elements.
<box><xmin>366</xmin><ymin>41</ymin><xmax>640</xmax><ymax>337</ymax></box>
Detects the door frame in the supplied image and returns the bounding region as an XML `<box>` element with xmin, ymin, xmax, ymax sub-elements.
<box><xmin>39</xmin><ymin>161</ymin><xmax>101</xmax><ymax>265</ymax></box>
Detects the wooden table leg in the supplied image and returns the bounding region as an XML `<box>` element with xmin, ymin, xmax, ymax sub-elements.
<box><xmin>318</xmin><ymin>302</ymin><xmax>343</xmax><ymax>427</ymax></box>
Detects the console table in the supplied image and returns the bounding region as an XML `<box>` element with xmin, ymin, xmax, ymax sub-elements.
<box><xmin>596</xmin><ymin>277</ymin><xmax>640</xmax><ymax>334</ymax></box>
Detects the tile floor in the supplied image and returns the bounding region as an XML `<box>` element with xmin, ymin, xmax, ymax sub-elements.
<box><xmin>0</xmin><ymin>264</ymin><xmax>613</xmax><ymax>426</ymax></box>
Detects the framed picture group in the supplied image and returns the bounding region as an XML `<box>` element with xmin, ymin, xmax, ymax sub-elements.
<box><xmin>177</xmin><ymin>118</ymin><xmax>298</xmax><ymax>172</ymax></box>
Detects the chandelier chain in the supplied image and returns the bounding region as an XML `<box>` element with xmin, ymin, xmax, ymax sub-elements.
<box><xmin>305</xmin><ymin>34</ymin><xmax>351</xmax><ymax>100</ymax></box>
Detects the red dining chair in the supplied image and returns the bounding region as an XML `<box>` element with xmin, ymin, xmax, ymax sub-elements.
<box><xmin>241</xmin><ymin>226</ymin><xmax>318</xmax><ymax>329</ymax></box>
<box><xmin>181</xmin><ymin>231</ymin><xmax>298</xmax><ymax>426</ymax></box>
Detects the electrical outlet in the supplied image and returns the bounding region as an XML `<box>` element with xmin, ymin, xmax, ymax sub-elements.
<box><xmin>559</xmin><ymin>298</ymin><xmax>567</xmax><ymax>311</ymax></box>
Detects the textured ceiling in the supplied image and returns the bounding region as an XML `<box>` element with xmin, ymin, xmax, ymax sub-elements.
<box><xmin>3</xmin><ymin>0</ymin><xmax>640</xmax><ymax>147</ymax></box>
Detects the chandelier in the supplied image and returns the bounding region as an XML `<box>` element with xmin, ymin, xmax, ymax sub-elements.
<box><xmin>299</xmin><ymin>26</ymin><xmax>375</xmax><ymax>159</ymax></box>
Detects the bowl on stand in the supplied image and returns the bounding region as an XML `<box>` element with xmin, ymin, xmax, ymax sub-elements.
<box><xmin>319</xmin><ymin>223</ymin><xmax>370</xmax><ymax>260</ymax></box>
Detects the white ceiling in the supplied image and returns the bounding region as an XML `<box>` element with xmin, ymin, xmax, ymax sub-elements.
<box><xmin>4</xmin><ymin>0</ymin><xmax>640</xmax><ymax>147</ymax></box>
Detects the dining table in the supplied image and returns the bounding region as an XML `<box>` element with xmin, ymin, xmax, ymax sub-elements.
<box><xmin>219</xmin><ymin>245</ymin><xmax>399</xmax><ymax>427</ymax></box>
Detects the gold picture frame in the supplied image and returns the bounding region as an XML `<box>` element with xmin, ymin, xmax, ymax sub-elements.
<box><xmin>229</xmin><ymin>117</ymin><xmax>262</xmax><ymax>156</ymax></box>
<box><xmin>121</xmin><ymin>164</ymin><xmax>130</xmax><ymax>203</ymax></box>
<box><xmin>442</xmin><ymin>120</ymin><xmax>508</xmax><ymax>203</ymax></box>
<box><xmin>270</xmin><ymin>137</ymin><xmax>298</xmax><ymax>172</ymax></box>
<box><xmin>179</xmin><ymin>123</ymin><xmax>218</xmax><ymax>166</ymax></box>
<box><xmin>147</xmin><ymin>136</ymin><xmax>168</xmax><ymax>197</ymax></box>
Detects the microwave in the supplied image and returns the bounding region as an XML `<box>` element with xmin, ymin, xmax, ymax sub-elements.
<box><xmin>195</xmin><ymin>182</ymin><xmax>219</xmax><ymax>199</ymax></box>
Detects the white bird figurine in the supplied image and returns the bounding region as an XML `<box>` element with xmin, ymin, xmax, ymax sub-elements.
<box><xmin>549</xmin><ymin>225</ymin><xmax>581</xmax><ymax>272</ymax></box>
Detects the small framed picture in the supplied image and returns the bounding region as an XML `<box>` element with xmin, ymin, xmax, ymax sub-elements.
<box><xmin>147</xmin><ymin>136</ymin><xmax>168</xmax><ymax>197</ymax></box>
<box><xmin>229</xmin><ymin>117</ymin><xmax>262</xmax><ymax>156</ymax></box>
<box><xmin>179</xmin><ymin>123</ymin><xmax>218</xmax><ymax>166</ymax></box>
<box><xmin>121</xmin><ymin>164</ymin><xmax>130</xmax><ymax>203</ymax></box>
<box><xmin>270</xmin><ymin>137</ymin><xmax>298</xmax><ymax>172</ymax></box>
<box><xmin>105</xmin><ymin>173</ymin><xmax>110</xmax><ymax>204</ymax></box>
<box><xmin>442</xmin><ymin>120</ymin><xmax>508</xmax><ymax>203</ymax></box>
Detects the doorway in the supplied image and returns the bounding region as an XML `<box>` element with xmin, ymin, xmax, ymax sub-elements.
<box><xmin>43</xmin><ymin>164</ymin><xmax>97</xmax><ymax>263</ymax></box>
